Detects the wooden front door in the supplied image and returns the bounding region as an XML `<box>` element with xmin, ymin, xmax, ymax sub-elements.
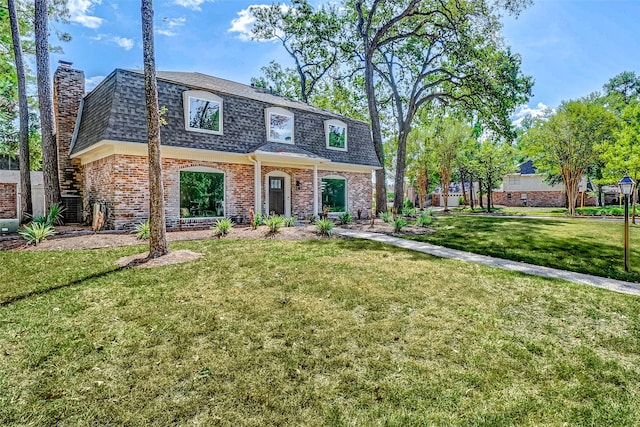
<box><xmin>269</xmin><ymin>177</ymin><xmax>285</xmax><ymax>215</ymax></box>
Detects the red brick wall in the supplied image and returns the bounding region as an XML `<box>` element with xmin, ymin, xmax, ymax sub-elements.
<box><xmin>493</xmin><ymin>191</ymin><xmax>597</xmax><ymax>207</ymax></box>
<box><xmin>0</xmin><ymin>183</ymin><xmax>17</xmax><ymax>219</ymax></box>
<box><xmin>82</xmin><ymin>154</ymin><xmax>374</xmax><ymax>229</ymax></box>
<box><xmin>53</xmin><ymin>65</ymin><xmax>84</xmax><ymax>196</ymax></box>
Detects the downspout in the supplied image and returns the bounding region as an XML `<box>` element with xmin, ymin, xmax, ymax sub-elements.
<box><xmin>248</xmin><ymin>155</ymin><xmax>262</xmax><ymax>214</ymax></box>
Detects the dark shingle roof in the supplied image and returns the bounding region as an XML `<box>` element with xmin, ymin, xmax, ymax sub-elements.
<box><xmin>517</xmin><ymin>159</ymin><xmax>537</xmax><ymax>175</ymax></box>
<box><xmin>71</xmin><ymin>69</ymin><xmax>379</xmax><ymax>168</ymax></box>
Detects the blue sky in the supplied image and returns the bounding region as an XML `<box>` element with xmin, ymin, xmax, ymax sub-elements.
<box><xmin>52</xmin><ymin>0</ymin><xmax>640</xmax><ymax>122</ymax></box>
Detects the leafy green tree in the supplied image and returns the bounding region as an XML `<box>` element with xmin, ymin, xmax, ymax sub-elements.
<box><xmin>599</xmin><ymin>100</ymin><xmax>640</xmax><ymax>222</ymax></box>
<box><xmin>249</xmin><ymin>0</ymin><xmax>343</xmax><ymax>104</ymax></box>
<box><xmin>522</xmin><ymin>100</ymin><xmax>619</xmax><ymax>216</ymax></box>
<box><xmin>349</xmin><ymin>0</ymin><xmax>532</xmax><ymax>212</ymax></box>
<box><xmin>472</xmin><ymin>136</ymin><xmax>514</xmax><ymax>213</ymax></box>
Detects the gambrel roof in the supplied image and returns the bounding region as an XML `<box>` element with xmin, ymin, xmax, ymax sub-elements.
<box><xmin>70</xmin><ymin>69</ymin><xmax>380</xmax><ymax>168</ymax></box>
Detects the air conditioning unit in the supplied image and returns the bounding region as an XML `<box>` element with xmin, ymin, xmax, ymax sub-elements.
<box><xmin>0</xmin><ymin>218</ymin><xmax>19</xmax><ymax>234</ymax></box>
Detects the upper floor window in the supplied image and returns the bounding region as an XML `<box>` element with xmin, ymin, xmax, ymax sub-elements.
<box><xmin>508</xmin><ymin>176</ymin><xmax>520</xmax><ymax>185</ymax></box>
<box><xmin>265</xmin><ymin>107</ymin><xmax>294</xmax><ymax>144</ymax></box>
<box><xmin>183</xmin><ymin>90</ymin><xmax>223</xmax><ymax>135</ymax></box>
<box><xmin>325</xmin><ymin>119</ymin><xmax>347</xmax><ymax>151</ymax></box>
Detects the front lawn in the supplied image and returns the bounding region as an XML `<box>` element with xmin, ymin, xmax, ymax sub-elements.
<box><xmin>1</xmin><ymin>239</ymin><xmax>640</xmax><ymax>425</ymax></box>
<box><xmin>409</xmin><ymin>215</ymin><xmax>640</xmax><ymax>283</ymax></box>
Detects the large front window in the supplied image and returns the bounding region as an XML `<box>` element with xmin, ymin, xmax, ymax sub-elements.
<box><xmin>321</xmin><ymin>178</ymin><xmax>346</xmax><ymax>212</ymax></box>
<box><xmin>180</xmin><ymin>171</ymin><xmax>224</xmax><ymax>218</ymax></box>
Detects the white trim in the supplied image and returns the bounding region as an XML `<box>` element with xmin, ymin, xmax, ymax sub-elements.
<box><xmin>183</xmin><ymin>90</ymin><xmax>223</xmax><ymax>135</ymax></box>
<box><xmin>317</xmin><ymin>161</ymin><xmax>380</xmax><ymax>173</ymax></box>
<box><xmin>179</xmin><ymin>167</ymin><xmax>226</xmax><ymax>218</ymax></box>
<box><xmin>264</xmin><ymin>171</ymin><xmax>291</xmax><ymax>217</ymax></box>
<box><xmin>265</xmin><ymin>107</ymin><xmax>294</xmax><ymax>144</ymax></box>
<box><xmin>313</xmin><ymin>164</ymin><xmax>318</xmax><ymax>216</ymax></box>
<box><xmin>324</xmin><ymin>119</ymin><xmax>348</xmax><ymax>151</ymax></box>
<box><xmin>70</xmin><ymin>140</ymin><xmax>252</xmax><ymax>165</ymax></box>
<box><xmin>254</xmin><ymin>151</ymin><xmax>330</xmax><ymax>167</ymax></box>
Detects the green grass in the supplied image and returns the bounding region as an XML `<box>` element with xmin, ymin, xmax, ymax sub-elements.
<box><xmin>1</xmin><ymin>239</ymin><xmax>640</xmax><ymax>425</ymax></box>
<box><xmin>408</xmin><ymin>215</ymin><xmax>640</xmax><ymax>282</ymax></box>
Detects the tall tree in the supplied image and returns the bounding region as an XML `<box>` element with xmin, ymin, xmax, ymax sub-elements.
<box><xmin>141</xmin><ymin>0</ymin><xmax>168</xmax><ymax>258</ymax></box>
<box><xmin>34</xmin><ymin>0</ymin><xmax>61</xmax><ymax>210</ymax></box>
<box><xmin>472</xmin><ymin>136</ymin><xmax>514</xmax><ymax>213</ymax></box>
<box><xmin>523</xmin><ymin>100</ymin><xmax>619</xmax><ymax>216</ymax></box>
<box><xmin>599</xmin><ymin>100</ymin><xmax>640</xmax><ymax>222</ymax></box>
<box><xmin>8</xmin><ymin>0</ymin><xmax>32</xmax><ymax>222</ymax></box>
<box><xmin>431</xmin><ymin>116</ymin><xmax>473</xmax><ymax>212</ymax></box>
<box><xmin>249</xmin><ymin>0</ymin><xmax>343</xmax><ymax>103</ymax></box>
<box><xmin>350</xmin><ymin>0</ymin><xmax>532</xmax><ymax>212</ymax></box>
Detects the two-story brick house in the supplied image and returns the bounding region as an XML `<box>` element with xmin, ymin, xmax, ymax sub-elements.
<box><xmin>53</xmin><ymin>63</ymin><xmax>380</xmax><ymax>230</ymax></box>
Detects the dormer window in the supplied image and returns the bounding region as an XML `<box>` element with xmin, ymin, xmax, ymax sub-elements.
<box><xmin>183</xmin><ymin>90</ymin><xmax>223</xmax><ymax>135</ymax></box>
<box><xmin>325</xmin><ymin>119</ymin><xmax>347</xmax><ymax>151</ymax></box>
<box><xmin>265</xmin><ymin>107</ymin><xmax>294</xmax><ymax>144</ymax></box>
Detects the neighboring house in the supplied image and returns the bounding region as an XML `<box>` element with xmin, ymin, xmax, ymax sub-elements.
<box><xmin>493</xmin><ymin>159</ymin><xmax>595</xmax><ymax>207</ymax></box>
<box><xmin>54</xmin><ymin>62</ymin><xmax>380</xmax><ymax>230</ymax></box>
<box><xmin>0</xmin><ymin>157</ymin><xmax>45</xmax><ymax>222</ymax></box>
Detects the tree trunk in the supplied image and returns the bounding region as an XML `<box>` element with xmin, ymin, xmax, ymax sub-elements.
<box><xmin>478</xmin><ymin>178</ymin><xmax>484</xmax><ymax>209</ymax></box>
<box><xmin>141</xmin><ymin>0</ymin><xmax>168</xmax><ymax>258</ymax></box>
<box><xmin>35</xmin><ymin>0</ymin><xmax>61</xmax><ymax>211</ymax></box>
<box><xmin>393</xmin><ymin>127</ymin><xmax>410</xmax><ymax>211</ymax></box>
<box><xmin>468</xmin><ymin>173</ymin><xmax>474</xmax><ymax>210</ymax></box>
<box><xmin>460</xmin><ymin>170</ymin><xmax>467</xmax><ymax>205</ymax></box>
<box><xmin>441</xmin><ymin>168</ymin><xmax>450</xmax><ymax>212</ymax></box>
<box><xmin>8</xmin><ymin>0</ymin><xmax>32</xmax><ymax>223</ymax></box>
<box><xmin>486</xmin><ymin>178</ymin><xmax>492</xmax><ymax>213</ymax></box>
<box><xmin>364</xmin><ymin>57</ymin><xmax>387</xmax><ymax>214</ymax></box>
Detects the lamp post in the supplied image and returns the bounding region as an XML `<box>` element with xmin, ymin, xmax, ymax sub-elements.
<box><xmin>619</xmin><ymin>174</ymin><xmax>635</xmax><ymax>272</ymax></box>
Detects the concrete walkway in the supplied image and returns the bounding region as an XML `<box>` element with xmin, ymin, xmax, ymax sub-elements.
<box><xmin>334</xmin><ymin>228</ymin><xmax>640</xmax><ymax>297</ymax></box>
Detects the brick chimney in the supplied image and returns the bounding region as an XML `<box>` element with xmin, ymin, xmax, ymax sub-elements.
<box><xmin>53</xmin><ymin>60</ymin><xmax>84</xmax><ymax>221</ymax></box>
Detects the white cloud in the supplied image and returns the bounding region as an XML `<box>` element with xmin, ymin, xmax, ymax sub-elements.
<box><xmin>229</xmin><ymin>5</ymin><xmax>287</xmax><ymax>41</ymax></box>
<box><xmin>91</xmin><ymin>34</ymin><xmax>134</xmax><ymax>51</ymax></box>
<box><xmin>68</xmin><ymin>0</ymin><xmax>104</xmax><ymax>29</ymax></box>
<box><xmin>174</xmin><ymin>0</ymin><xmax>213</xmax><ymax>11</ymax></box>
<box><xmin>513</xmin><ymin>102</ymin><xmax>554</xmax><ymax>126</ymax></box>
<box><xmin>158</xmin><ymin>17</ymin><xmax>186</xmax><ymax>37</ymax></box>
<box><xmin>85</xmin><ymin>75</ymin><xmax>106</xmax><ymax>91</ymax></box>
<box><xmin>113</xmin><ymin>36</ymin><xmax>134</xmax><ymax>50</ymax></box>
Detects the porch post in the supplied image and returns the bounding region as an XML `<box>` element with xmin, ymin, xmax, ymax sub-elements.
<box><xmin>255</xmin><ymin>159</ymin><xmax>262</xmax><ymax>214</ymax></box>
<box><xmin>313</xmin><ymin>164</ymin><xmax>318</xmax><ymax>217</ymax></box>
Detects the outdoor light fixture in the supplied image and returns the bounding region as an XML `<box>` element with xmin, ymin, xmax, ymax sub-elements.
<box><xmin>296</xmin><ymin>180</ymin><xmax>301</xmax><ymax>190</ymax></box>
<box><xmin>619</xmin><ymin>174</ymin><xmax>635</xmax><ymax>272</ymax></box>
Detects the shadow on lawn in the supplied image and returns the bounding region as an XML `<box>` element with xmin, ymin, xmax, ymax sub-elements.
<box><xmin>0</xmin><ymin>266</ymin><xmax>128</xmax><ymax>307</ymax></box>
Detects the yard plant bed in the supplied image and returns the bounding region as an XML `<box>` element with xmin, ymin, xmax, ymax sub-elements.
<box><xmin>1</xmin><ymin>239</ymin><xmax>640</xmax><ymax>425</ymax></box>
<box><xmin>407</xmin><ymin>215</ymin><xmax>640</xmax><ymax>283</ymax></box>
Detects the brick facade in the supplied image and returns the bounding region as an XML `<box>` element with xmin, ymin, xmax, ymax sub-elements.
<box><xmin>53</xmin><ymin>64</ymin><xmax>84</xmax><ymax>196</ymax></box>
<box><xmin>0</xmin><ymin>183</ymin><xmax>17</xmax><ymax>219</ymax></box>
<box><xmin>82</xmin><ymin>155</ymin><xmax>373</xmax><ymax>230</ymax></box>
<box><xmin>493</xmin><ymin>191</ymin><xmax>597</xmax><ymax>207</ymax></box>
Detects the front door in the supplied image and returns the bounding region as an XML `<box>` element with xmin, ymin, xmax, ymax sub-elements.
<box><xmin>269</xmin><ymin>177</ymin><xmax>285</xmax><ymax>215</ymax></box>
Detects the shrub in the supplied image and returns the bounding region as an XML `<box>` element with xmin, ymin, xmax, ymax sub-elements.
<box><xmin>132</xmin><ymin>220</ymin><xmax>150</xmax><ymax>240</ymax></box>
<box><xmin>338</xmin><ymin>212</ymin><xmax>353</xmax><ymax>225</ymax></box>
<box><xmin>252</xmin><ymin>212</ymin><xmax>263</xmax><ymax>229</ymax></box>
<box><xmin>28</xmin><ymin>203</ymin><xmax>66</xmax><ymax>227</ymax></box>
<box><xmin>401</xmin><ymin>207</ymin><xmax>416</xmax><ymax>217</ymax></box>
<box><xmin>415</xmin><ymin>212</ymin><xmax>433</xmax><ymax>227</ymax></box>
<box><xmin>283</xmin><ymin>216</ymin><xmax>297</xmax><ymax>227</ymax></box>
<box><xmin>265</xmin><ymin>215</ymin><xmax>285</xmax><ymax>233</ymax></box>
<box><xmin>381</xmin><ymin>212</ymin><xmax>393</xmax><ymax>223</ymax></box>
<box><xmin>315</xmin><ymin>218</ymin><xmax>334</xmax><ymax>236</ymax></box>
<box><xmin>391</xmin><ymin>218</ymin><xmax>408</xmax><ymax>233</ymax></box>
<box><xmin>19</xmin><ymin>222</ymin><xmax>55</xmax><ymax>245</ymax></box>
<box><xmin>404</xmin><ymin>198</ymin><xmax>414</xmax><ymax>209</ymax></box>
<box><xmin>213</xmin><ymin>218</ymin><xmax>233</xmax><ymax>236</ymax></box>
